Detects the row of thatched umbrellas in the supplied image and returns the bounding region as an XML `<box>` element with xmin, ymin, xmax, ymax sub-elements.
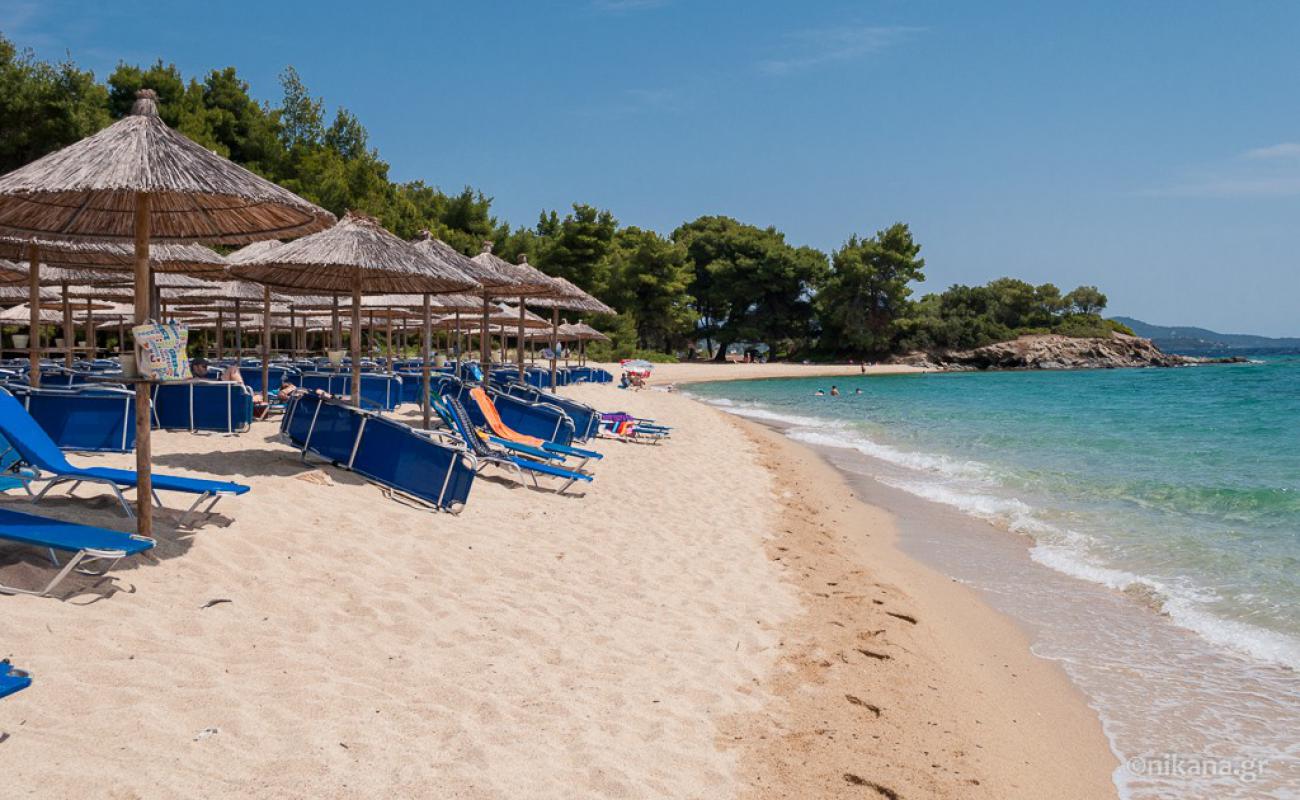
<box><xmin>0</xmin><ymin>88</ymin><xmax>612</xmax><ymax>538</ymax></box>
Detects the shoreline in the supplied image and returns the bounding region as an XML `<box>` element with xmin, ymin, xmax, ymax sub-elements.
<box><xmin>591</xmin><ymin>361</ymin><xmax>929</xmax><ymax>386</ymax></box>
<box><xmin>716</xmin><ymin>408</ymin><xmax>1119</xmax><ymax>799</ymax></box>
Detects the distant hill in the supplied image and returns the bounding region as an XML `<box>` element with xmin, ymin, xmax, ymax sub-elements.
<box><xmin>1112</xmin><ymin>317</ymin><xmax>1300</xmax><ymax>355</ymax></box>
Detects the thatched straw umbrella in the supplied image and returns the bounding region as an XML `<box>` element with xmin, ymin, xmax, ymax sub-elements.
<box><xmin>0</xmin><ymin>257</ymin><xmax>31</xmax><ymax>284</ymax></box>
<box><xmin>0</xmin><ymin>88</ymin><xmax>334</xmax><ymax>539</ymax></box>
<box><xmin>525</xmin><ymin>275</ymin><xmax>613</xmax><ymax>392</ymax></box>
<box><xmin>1</xmin><ymin>303</ymin><xmax>64</xmax><ymax>325</ymax></box>
<box><xmin>169</xmin><ymin>279</ymin><xmax>288</xmax><ymax>362</ymax></box>
<box><xmin>410</xmin><ymin>232</ymin><xmax>517</xmax><ymax>420</ymax></box>
<box><xmin>229</xmin><ymin>211</ymin><xmax>476</xmax><ymax>407</ymax></box>
<box><xmin>9</xmin><ymin>251</ymin><xmax>224</xmax><ymax>374</ymax></box>
<box><xmin>470</xmin><ymin>243</ymin><xmax>562</xmax><ymax>381</ymax></box>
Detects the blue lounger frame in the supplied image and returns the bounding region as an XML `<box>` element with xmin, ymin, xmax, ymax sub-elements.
<box><xmin>151</xmin><ymin>381</ymin><xmax>255</xmax><ymax>434</ymax></box>
<box><xmin>0</xmin><ymin>389</ymin><xmax>249</xmax><ymax>525</ymax></box>
<box><xmin>0</xmin><ymin>506</ymin><xmax>155</xmax><ymax>597</ymax></box>
<box><xmin>280</xmin><ymin>392</ymin><xmax>475</xmax><ymax>513</ymax></box>
<box><xmin>5</xmin><ymin>385</ymin><xmax>135</xmax><ymax>453</ymax></box>
<box><xmin>1</xmin><ymin>661</ymin><xmax>31</xmax><ymax>698</ymax></box>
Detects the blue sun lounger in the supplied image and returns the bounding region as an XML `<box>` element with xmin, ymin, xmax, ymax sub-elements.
<box><xmin>438</xmin><ymin>395</ymin><xmax>592</xmax><ymax>494</ymax></box>
<box><xmin>1</xmin><ymin>661</ymin><xmax>31</xmax><ymax>698</ymax></box>
<box><xmin>280</xmin><ymin>391</ymin><xmax>475</xmax><ymax>513</ymax></box>
<box><xmin>0</xmin><ymin>506</ymin><xmax>155</xmax><ymax>597</ymax></box>
<box><xmin>0</xmin><ymin>389</ymin><xmax>249</xmax><ymax>525</ymax></box>
<box><xmin>6</xmin><ymin>385</ymin><xmax>135</xmax><ymax>453</ymax></box>
<box><xmin>151</xmin><ymin>381</ymin><xmax>255</xmax><ymax>434</ymax></box>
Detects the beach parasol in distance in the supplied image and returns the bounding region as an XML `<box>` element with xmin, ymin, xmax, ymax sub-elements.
<box><xmin>228</xmin><ymin>211</ymin><xmax>476</xmax><ymax>407</ymax></box>
<box><xmin>470</xmin><ymin>243</ymin><xmax>562</xmax><ymax>380</ymax></box>
<box><xmin>525</xmin><ymin>275</ymin><xmax>612</xmax><ymax>392</ymax></box>
<box><xmin>0</xmin><ymin>88</ymin><xmax>334</xmax><ymax>538</ymax></box>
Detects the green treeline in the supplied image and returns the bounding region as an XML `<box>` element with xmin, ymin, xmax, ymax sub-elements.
<box><xmin>0</xmin><ymin>36</ymin><xmax>1127</xmax><ymax>361</ymax></box>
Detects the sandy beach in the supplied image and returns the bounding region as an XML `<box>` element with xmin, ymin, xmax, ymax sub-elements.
<box><xmin>0</xmin><ymin>382</ymin><xmax>1115</xmax><ymax>798</ymax></box>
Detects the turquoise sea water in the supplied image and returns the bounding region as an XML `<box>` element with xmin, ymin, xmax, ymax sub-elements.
<box><xmin>689</xmin><ymin>359</ymin><xmax>1300</xmax><ymax>797</ymax></box>
<box><xmin>691</xmin><ymin>359</ymin><xmax>1300</xmax><ymax>667</ymax></box>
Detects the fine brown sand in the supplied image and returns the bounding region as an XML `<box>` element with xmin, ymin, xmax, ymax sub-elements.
<box><xmin>0</xmin><ymin>383</ymin><xmax>1114</xmax><ymax>798</ymax></box>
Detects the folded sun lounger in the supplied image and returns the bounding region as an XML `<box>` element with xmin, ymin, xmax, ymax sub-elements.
<box><xmin>0</xmin><ymin>506</ymin><xmax>155</xmax><ymax>596</ymax></box>
<box><xmin>0</xmin><ymin>389</ymin><xmax>249</xmax><ymax>525</ymax></box>
<box><xmin>1</xmin><ymin>660</ymin><xmax>32</xmax><ymax>698</ymax></box>
<box><xmin>280</xmin><ymin>391</ymin><xmax>476</xmax><ymax>513</ymax></box>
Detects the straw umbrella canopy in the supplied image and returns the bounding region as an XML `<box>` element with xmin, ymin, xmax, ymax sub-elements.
<box><xmin>1</xmin><ymin>303</ymin><xmax>64</xmax><ymax>324</ymax></box>
<box><xmin>229</xmin><ymin>211</ymin><xmax>477</xmax><ymax>407</ymax></box>
<box><xmin>0</xmin><ymin>284</ymin><xmax>58</xmax><ymax>303</ymax></box>
<box><xmin>0</xmin><ymin>257</ymin><xmax>31</xmax><ymax>284</ymax></box>
<box><xmin>0</xmin><ymin>88</ymin><xmax>334</xmax><ymax>539</ymax></box>
<box><xmin>523</xmin><ymin>275</ymin><xmax>613</xmax><ymax>391</ymax></box>
<box><xmin>469</xmin><ymin>243</ymin><xmax>564</xmax><ymax>380</ymax></box>
<box><xmin>10</xmin><ymin>251</ymin><xmax>225</xmax><ymax>371</ymax></box>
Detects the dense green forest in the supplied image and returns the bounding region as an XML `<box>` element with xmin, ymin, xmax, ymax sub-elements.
<box><xmin>0</xmin><ymin>35</ymin><xmax>1128</xmax><ymax>361</ymax></box>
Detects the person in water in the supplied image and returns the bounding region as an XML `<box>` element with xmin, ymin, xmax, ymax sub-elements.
<box><xmin>815</xmin><ymin>389</ymin><xmax>825</xmax><ymax>396</ymax></box>
<box><xmin>854</xmin><ymin>388</ymin><xmax>862</xmax><ymax>395</ymax></box>
<box><xmin>830</xmin><ymin>385</ymin><xmax>840</xmax><ymax>396</ymax></box>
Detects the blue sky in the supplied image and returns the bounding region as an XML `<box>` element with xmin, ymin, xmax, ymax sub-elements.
<box><xmin>6</xmin><ymin>0</ymin><xmax>1300</xmax><ymax>335</ymax></box>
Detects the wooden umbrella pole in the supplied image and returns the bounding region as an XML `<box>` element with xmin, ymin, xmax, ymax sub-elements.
<box><xmin>261</xmin><ymin>286</ymin><xmax>271</xmax><ymax>397</ymax></box>
<box><xmin>216</xmin><ymin>309</ymin><xmax>224</xmax><ymax>361</ymax></box>
<box><xmin>27</xmin><ymin>242</ymin><xmax>40</xmax><ymax>387</ymax></box>
<box><xmin>421</xmin><ymin>294</ymin><xmax>432</xmax><ymax>429</ymax></box>
<box><xmin>550</xmin><ymin>307</ymin><xmax>559</xmax><ymax>394</ymax></box>
<box><xmin>385</xmin><ymin>311</ymin><xmax>393</xmax><ymax>370</ymax></box>
<box><xmin>60</xmin><ymin>284</ymin><xmax>72</xmax><ymax>368</ymax></box>
<box><xmin>480</xmin><ymin>295</ymin><xmax>490</xmax><ymax>371</ymax></box>
<box><xmin>351</xmin><ymin>273</ymin><xmax>362</xmax><ymax>407</ymax></box>
<box><xmin>454</xmin><ymin>311</ymin><xmax>462</xmax><ymax>379</ymax></box>
<box><xmin>331</xmin><ymin>295</ymin><xmax>340</xmax><ymax>352</ymax></box>
<box><xmin>116</xmin><ymin>320</ymin><xmax>124</xmax><ymax>357</ymax></box>
<box><xmin>132</xmin><ymin>192</ymin><xmax>153</xmax><ymax>539</ymax></box>
<box><xmin>84</xmin><ymin>297</ymin><xmax>94</xmax><ymax>361</ymax></box>
<box><xmin>234</xmin><ymin>298</ymin><xmax>242</xmax><ymax>362</ymax></box>
<box><xmin>517</xmin><ymin>299</ymin><xmax>526</xmax><ymax>381</ymax></box>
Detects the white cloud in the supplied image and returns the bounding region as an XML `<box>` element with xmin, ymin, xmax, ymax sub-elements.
<box><xmin>759</xmin><ymin>24</ymin><xmax>921</xmax><ymax>76</ymax></box>
<box><xmin>577</xmin><ymin>87</ymin><xmax>682</xmax><ymax>118</ymax></box>
<box><xmin>1241</xmin><ymin>142</ymin><xmax>1300</xmax><ymax>160</ymax></box>
<box><xmin>591</xmin><ymin>0</ymin><xmax>671</xmax><ymax>11</ymax></box>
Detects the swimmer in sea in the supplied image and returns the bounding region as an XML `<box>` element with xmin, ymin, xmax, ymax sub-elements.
<box><xmin>830</xmin><ymin>385</ymin><xmax>840</xmax><ymax>397</ymax></box>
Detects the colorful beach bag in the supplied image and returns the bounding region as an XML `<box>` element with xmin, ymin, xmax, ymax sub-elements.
<box><xmin>133</xmin><ymin>320</ymin><xmax>191</xmax><ymax>381</ymax></box>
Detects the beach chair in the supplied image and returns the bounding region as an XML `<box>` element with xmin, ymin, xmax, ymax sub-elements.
<box><xmin>297</xmin><ymin>372</ymin><xmax>402</xmax><ymax>411</ymax></box>
<box><xmin>497</xmin><ymin>383</ymin><xmax>602</xmax><ymax>441</ymax></box>
<box><xmin>151</xmin><ymin>381</ymin><xmax>255</xmax><ymax>434</ymax></box>
<box><xmin>465</xmin><ymin>387</ymin><xmax>602</xmax><ymax>470</ymax></box>
<box><xmin>280</xmin><ymin>391</ymin><xmax>476</xmax><ymax>513</ymax></box>
<box><xmin>600</xmin><ymin>412</ymin><xmax>671</xmax><ymax>443</ymax></box>
<box><xmin>7</xmin><ymin>385</ymin><xmax>135</xmax><ymax>453</ymax></box>
<box><xmin>436</xmin><ymin>394</ymin><xmax>592</xmax><ymax>494</ymax></box>
<box><xmin>0</xmin><ymin>389</ymin><xmax>249</xmax><ymax>525</ymax></box>
<box><xmin>1</xmin><ymin>661</ymin><xmax>31</xmax><ymax>698</ymax></box>
<box><xmin>0</xmin><ymin>506</ymin><xmax>155</xmax><ymax>597</ymax></box>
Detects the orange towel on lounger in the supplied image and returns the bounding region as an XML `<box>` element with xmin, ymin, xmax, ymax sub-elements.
<box><xmin>468</xmin><ymin>387</ymin><xmax>547</xmax><ymax>448</ymax></box>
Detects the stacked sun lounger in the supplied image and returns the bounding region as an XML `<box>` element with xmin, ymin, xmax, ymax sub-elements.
<box><xmin>4</xmin><ymin>384</ymin><xmax>135</xmax><ymax>452</ymax></box>
<box><xmin>151</xmin><ymin>381</ymin><xmax>255</xmax><ymax>434</ymax></box>
<box><xmin>280</xmin><ymin>391</ymin><xmax>475</xmax><ymax>512</ymax></box>
<box><xmin>297</xmin><ymin>372</ymin><xmax>403</xmax><ymax>411</ymax></box>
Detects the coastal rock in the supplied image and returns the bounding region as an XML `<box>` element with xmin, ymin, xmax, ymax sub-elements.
<box><xmin>896</xmin><ymin>333</ymin><xmax>1199</xmax><ymax>371</ymax></box>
